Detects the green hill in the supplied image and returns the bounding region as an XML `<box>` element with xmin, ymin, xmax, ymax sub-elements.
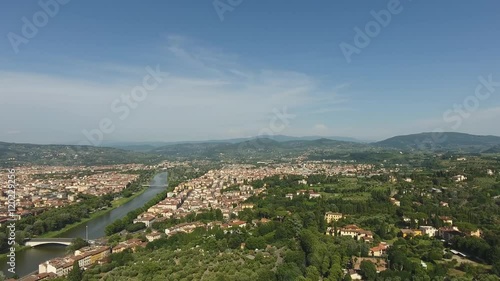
<box><xmin>483</xmin><ymin>144</ymin><xmax>500</xmax><ymax>154</ymax></box>
<box><xmin>374</xmin><ymin>132</ymin><xmax>500</xmax><ymax>152</ymax></box>
<box><xmin>152</xmin><ymin>138</ymin><xmax>369</xmax><ymax>161</ymax></box>
<box><xmin>0</xmin><ymin>142</ymin><xmax>160</xmax><ymax>167</ymax></box>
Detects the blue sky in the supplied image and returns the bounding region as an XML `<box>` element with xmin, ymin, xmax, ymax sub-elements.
<box><xmin>1</xmin><ymin>0</ymin><xmax>500</xmax><ymax>144</ymax></box>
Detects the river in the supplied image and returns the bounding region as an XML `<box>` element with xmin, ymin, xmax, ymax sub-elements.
<box><xmin>1</xmin><ymin>171</ymin><xmax>168</xmax><ymax>278</ymax></box>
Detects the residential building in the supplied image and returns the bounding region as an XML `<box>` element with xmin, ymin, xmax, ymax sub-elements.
<box><xmin>439</xmin><ymin>216</ymin><xmax>453</xmax><ymax>225</ymax></box>
<box><xmin>38</xmin><ymin>258</ymin><xmax>73</xmax><ymax>277</ymax></box>
<box><xmin>133</xmin><ymin>214</ymin><xmax>156</xmax><ymax>227</ymax></box>
<box><xmin>419</xmin><ymin>226</ymin><xmax>438</xmax><ymax>237</ymax></box>
<box><xmin>329</xmin><ymin>225</ymin><xmax>373</xmax><ymax>242</ymax></box>
<box><xmin>465</xmin><ymin>229</ymin><xmax>483</xmax><ymax>238</ymax></box>
<box><xmin>390</xmin><ymin>198</ymin><xmax>400</xmax><ymax>206</ymax></box>
<box><xmin>38</xmin><ymin>246</ymin><xmax>110</xmax><ymax>277</ymax></box>
<box><xmin>400</xmin><ymin>229</ymin><xmax>422</xmax><ymax>238</ymax></box>
<box><xmin>112</xmin><ymin>239</ymin><xmax>146</xmax><ymax>253</ymax></box>
<box><xmin>309</xmin><ymin>192</ymin><xmax>322</xmax><ymax>199</ymax></box>
<box><xmin>452</xmin><ymin>175</ymin><xmax>467</xmax><ymax>182</ymax></box>
<box><xmin>146</xmin><ymin>231</ymin><xmax>162</xmax><ymax>242</ymax></box>
<box><xmin>439</xmin><ymin>227</ymin><xmax>465</xmax><ymax>242</ymax></box>
<box><xmin>369</xmin><ymin>242</ymin><xmax>389</xmax><ymax>257</ymax></box>
<box><xmin>324</xmin><ymin>212</ymin><xmax>343</xmax><ymax>223</ymax></box>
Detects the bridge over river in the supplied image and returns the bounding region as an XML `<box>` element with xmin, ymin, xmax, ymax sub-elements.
<box><xmin>25</xmin><ymin>238</ymin><xmax>74</xmax><ymax>247</ymax></box>
<box><xmin>1</xmin><ymin>172</ymin><xmax>169</xmax><ymax>278</ymax></box>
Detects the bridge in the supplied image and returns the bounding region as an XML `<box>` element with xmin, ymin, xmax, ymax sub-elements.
<box><xmin>25</xmin><ymin>238</ymin><xmax>74</xmax><ymax>247</ymax></box>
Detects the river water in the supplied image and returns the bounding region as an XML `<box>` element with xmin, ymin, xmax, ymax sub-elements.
<box><xmin>1</xmin><ymin>172</ymin><xmax>168</xmax><ymax>278</ymax></box>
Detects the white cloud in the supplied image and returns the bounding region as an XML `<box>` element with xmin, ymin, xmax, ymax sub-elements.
<box><xmin>0</xmin><ymin>35</ymin><xmax>350</xmax><ymax>143</ymax></box>
<box><xmin>412</xmin><ymin>106</ymin><xmax>500</xmax><ymax>133</ymax></box>
<box><xmin>6</xmin><ymin>130</ymin><xmax>21</xmax><ymax>135</ymax></box>
<box><xmin>313</xmin><ymin>124</ymin><xmax>328</xmax><ymax>132</ymax></box>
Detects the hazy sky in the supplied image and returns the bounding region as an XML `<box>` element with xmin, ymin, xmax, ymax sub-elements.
<box><xmin>1</xmin><ymin>0</ymin><xmax>500</xmax><ymax>144</ymax></box>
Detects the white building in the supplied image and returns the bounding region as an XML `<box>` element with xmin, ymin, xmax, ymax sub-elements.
<box><xmin>324</xmin><ymin>212</ymin><xmax>343</xmax><ymax>223</ymax></box>
<box><xmin>452</xmin><ymin>175</ymin><xmax>467</xmax><ymax>182</ymax></box>
<box><xmin>419</xmin><ymin>226</ymin><xmax>438</xmax><ymax>237</ymax></box>
<box><xmin>39</xmin><ymin>258</ymin><xmax>73</xmax><ymax>276</ymax></box>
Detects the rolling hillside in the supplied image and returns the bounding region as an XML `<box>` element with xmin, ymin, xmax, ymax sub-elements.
<box><xmin>374</xmin><ymin>132</ymin><xmax>500</xmax><ymax>152</ymax></box>
<box><xmin>483</xmin><ymin>144</ymin><xmax>500</xmax><ymax>154</ymax></box>
<box><xmin>3</xmin><ymin>132</ymin><xmax>500</xmax><ymax>167</ymax></box>
<box><xmin>151</xmin><ymin>138</ymin><xmax>369</xmax><ymax>161</ymax></box>
<box><xmin>0</xmin><ymin>142</ymin><xmax>161</xmax><ymax>167</ymax></box>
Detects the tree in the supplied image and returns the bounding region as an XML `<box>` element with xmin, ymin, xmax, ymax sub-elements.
<box><xmin>477</xmin><ymin>274</ymin><xmax>500</xmax><ymax>281</ymax></box>
<box><xmin>67</xmin><ymin>261</ymin><xmax>82</xmax><ymax>281</ymax></box>
<box><xmin>15</xmin><ymin>231</ymin><xmax>25</xmax><ymax>245</ymax></box>
<box><xmin>285</xmin><ymin>250</ymin><xmax>306</xmax><ymax>271</ymax></box>
<box><xmin>33</xmin><ymin>220</ymin><xmax>45</xmax><ymax>234</ymax></box>
<box><xmin>125</xmin><ymin>222</ymin><xmax>146</xmax><ymax>232</ymax></box>
<box><xmin>246</xmin><ymin>236</ymin><xmax>266</xmax><ymax>250</ymax></box>
<box><xmin>215</xmin><ymin>209</ymin><xmax>223</xmax><ymax>221</ymax></box>
<box><xmin>276</xmin><ymin>263</ymin><xmax>302</xmax><ymax>281</ymax></box>
<box><xmin>328</xmin><ymin>263</ymin><xmax>343</xmax><ymax>280</ymax></box>
<box><xmin>305</xmin><ymin>266</ymin><xmax>320</xmax><ymax>281</ymax></box>
<box><xmin>492</xmin><ymin>261</ymin><xmax>500</xmax><ymax>277</ymax></box>
<box><xmin>343</xmin><ymin>273</ymin><xmax>353</xmax><ymax>281</ymax></box>
<box><xmin>360</xmin><ymin>260</ymin><xmax>377</xmax><ymax>281</ymax></box>
<box><xmin>67</xmin><ymin>237</ymin><xmax>89</xmax><ymax>253</ymax></box>
<box><xmin>256</xmin><ymin>268</ymin><xmax>276</xmax><ymax>280</ymax></box>
<box><xmin>276</xmin><ymin>216</ymin><xmax>302</xmax><ymax>240</ymax></box>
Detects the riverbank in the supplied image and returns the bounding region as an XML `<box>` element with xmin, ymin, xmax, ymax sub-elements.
<box><xmin>0</xmin><ymin>186</ymin><xmax>149</xmax><ymax>262</ymax></box>
<box><xmin>1</xmin><ymin>171</ymin><xmax>169</xmax><ymax>279</ymax></box>
<box><xmin>42</xmin><ymin>185</ymin><xmax>149</xmax><ymax>239</ymax></box>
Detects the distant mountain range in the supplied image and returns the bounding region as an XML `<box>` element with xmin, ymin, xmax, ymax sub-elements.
<box><xmin>100</xmin><ymin>135</ymin><xmax>367</xmax><ymax>152</ymax></box>
<box><xmin>374</xmin><ymin>132</ymin><xmax>500</xmax><ymax>152</ymax></box>
<box><xmin>149</xmin><ymin>137</ymin><xmax>370</xmax><ymax>160</ymax></box>
<box><xmin>0</xmin><ymin>141</ymin><xmax>160</xmax><ymax>167</ymax></box>
<box><xmin>1</xmin><ymin>132</ymin><xmax>500</xmax><ymax>166</ymax></box>
<box><xmin>106</xmin><ymin>132</ymin><xmax>500</xmax><ymax>154</ymax></box>
<box><xmin>137</xmin><ymin>132</ymin><xmax>500</xmax><ymax>160</ymax></box>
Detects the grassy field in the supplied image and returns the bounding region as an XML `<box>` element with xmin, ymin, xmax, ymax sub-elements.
<box><xmin>310</xmin><ymin>177</ymin><xmax>390</xmax><ymax>201</ymax></box>
<box><xmin>471</xmin><ymin>177</ymin><xmax>497</xmax><ymax>187</ymax></box>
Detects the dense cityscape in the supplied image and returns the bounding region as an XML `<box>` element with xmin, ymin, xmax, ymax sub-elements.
<box><xmin>0</xmin><ymin>142</ymin><xmax>499</xmax><ymax>280</ymax></box>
